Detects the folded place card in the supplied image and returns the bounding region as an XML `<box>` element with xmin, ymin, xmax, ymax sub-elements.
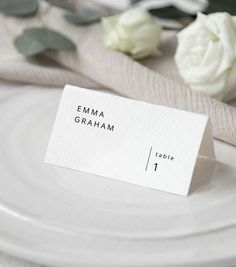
<box><xmin>45</xmin><ymin>84</ymin><xmax>215</xmax><ymax>196</ymax></box>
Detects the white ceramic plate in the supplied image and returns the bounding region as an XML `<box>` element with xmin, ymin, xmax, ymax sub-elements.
<box><xmin>0</xmin><ymin>85</ymin><xmax>236</xmax><ymax>267</ymax></box>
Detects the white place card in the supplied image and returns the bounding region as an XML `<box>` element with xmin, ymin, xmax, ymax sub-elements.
<box><xmin>45</xmin><ymin>84</ymin><xmax>215</xmax><ymax>196</ymax></box>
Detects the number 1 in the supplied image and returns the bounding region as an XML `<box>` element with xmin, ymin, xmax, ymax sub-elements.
<box><xmin>154</xmin><ymin>163</ymin><xmax>158</xmax><ymax>171</ymax></box>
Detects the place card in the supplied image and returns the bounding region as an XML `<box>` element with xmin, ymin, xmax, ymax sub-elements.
<box><xmin>45</xmin><ymin>84</ymin><xmax>215</xmax><ymax>196</ymax></box>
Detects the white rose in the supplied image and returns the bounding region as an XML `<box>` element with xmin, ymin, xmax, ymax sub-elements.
<box><xmin>175</xmin><ymin>12</ymin><xmax>236</xmax><ymax>101</ymax></box>
<box><xmin>102</xmin><ymin>9</ymin><xmax>161</xmax><ymax>59</ymax></box>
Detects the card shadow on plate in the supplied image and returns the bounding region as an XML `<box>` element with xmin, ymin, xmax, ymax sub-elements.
<box><xmin>189</xmin><ymin>157</ymin><xmax>235</xmax><ymax>194</ymax></box>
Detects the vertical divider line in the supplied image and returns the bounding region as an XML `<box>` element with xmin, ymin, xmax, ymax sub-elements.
<box><xmin>145</xmin><ymin>146</ymin><xmax>152</xmax><ymax>172</ymax></box>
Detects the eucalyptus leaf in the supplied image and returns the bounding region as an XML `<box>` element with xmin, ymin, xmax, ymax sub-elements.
<box><xmin>206</xmin><ymin>0</ymin><xmax>236</xmax><ymax>14</ymax></box>
<box><xmin>0</xmin><ymin>0</ymin><xmax>38</xmax><ymax>17</ymax></box>
<box><xmin>14</xmin><ymin>35</ymin><xmax>46</xmax><ymax>56</ymax></box>
<box><xmin>149</xmin><ymin>5</ymin><xmax>189</xmax><ymax>19</ymax></box>
<box><xmin>44</xmin><ymin>0</ymin><xmax>75</xmax><ymax>11</ymax></box>
<box><xmin>65</xmin><ymin>9</ymin><xmax>103</xmax><ymax>25</ymax></box>
<box><xmin>14</xmin><ymin>27</ymin><xmax>76</xmax><ymax>56</ymax></box>
<box><xmin>23</xmin><ymin>27</ymin><xmax>76</xmax><ymax>50</ymax></box>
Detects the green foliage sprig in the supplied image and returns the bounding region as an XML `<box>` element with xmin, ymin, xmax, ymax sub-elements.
<box><xmin>148</xmin><ymin>0</ymin><xmax>236</xmax><ymax>21</ymax></box>
<box><xmin>0</xmin><ymin>0</ymin><xmax>106</xmax><ymax>56</ymax></box>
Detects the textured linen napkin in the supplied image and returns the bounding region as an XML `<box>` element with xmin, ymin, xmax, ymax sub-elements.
<box><xmin>0</xmin><ymin>6</ymin><xmax>236</xmax><ymax>146</ymax></box>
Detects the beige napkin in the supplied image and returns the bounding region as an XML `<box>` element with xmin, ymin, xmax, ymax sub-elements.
<box><xmin>0</xmin><ymin>7</ymin><xmax>236</xmax><ymax>146</ymax></box>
